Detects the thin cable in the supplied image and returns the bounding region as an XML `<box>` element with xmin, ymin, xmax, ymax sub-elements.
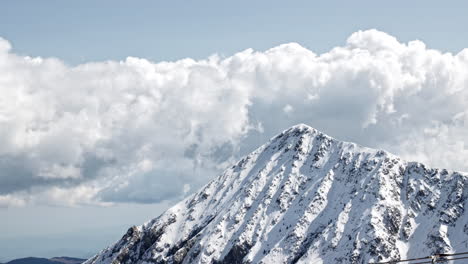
<box><xmin>439</xmin><ymin>256</ymin><xmax>468</xmax><ymax>262</ymax></box>
<box><xmin>371</xmin><ymin>256</ymin><xmax>431</xmax><ymax>264</ymax></box>
<box><xmin>371</xmin><ymin>251</ymin><xmax>468</xmax><ymax>264</ymax></box>
<box><xmin>408</xmin><ymin>255</ymin><xmax>468</xmax><ymax>263</ymax></box>
<box><xmin>408</xmin><ymin>261</ymin><xmax>433</xmax><ymax>264</ymax></box>
<box><xmin>438</xmin><ymin>251</ymin><xmax>468</xmax><ymax>257</ymax></box>
<box><xmin>370</xmin><ymin>251</ymin><xmax>468</xmax><ymax>264</ymax></box>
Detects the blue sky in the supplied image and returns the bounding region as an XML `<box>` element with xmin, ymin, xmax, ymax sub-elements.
<box><xmin>2</xmin><ymin>1</ymin><xmax>468</xmax><ymax>64</ymax></box>
<box><xmin>2</xmin><ymin>0</ymin><xmax>468</xmax><ymax>261</ymax></box>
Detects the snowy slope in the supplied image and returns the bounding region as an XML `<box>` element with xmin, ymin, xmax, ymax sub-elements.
<box><xmin>84</xmin><ymin>124</ymin><xmax>468</xmax><ymax>264</ymax></box>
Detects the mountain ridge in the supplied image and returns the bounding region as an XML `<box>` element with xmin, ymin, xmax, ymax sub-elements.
<box><xmin>84</xmin><ymin>124</ymin><xmax>468</xmax><ymax>263</ymax></box>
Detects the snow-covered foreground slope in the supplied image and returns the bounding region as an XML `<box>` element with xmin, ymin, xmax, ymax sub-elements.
<box><xmin>85</xmin><ymin>124</ymin><xmax>468</xmax><ymax>264</ymax></box>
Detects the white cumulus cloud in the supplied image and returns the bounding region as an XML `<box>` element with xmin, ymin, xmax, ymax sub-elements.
<box><xmin>1</xmin><ymin>30</ymin><xmax>468</xmax><ymax>207</ymax></box>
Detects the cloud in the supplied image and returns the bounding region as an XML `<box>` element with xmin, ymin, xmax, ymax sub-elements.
<box><xmin>1</xmin><ymin>29</ymin><xmax>468</xmax><ymax>206</ymax></box>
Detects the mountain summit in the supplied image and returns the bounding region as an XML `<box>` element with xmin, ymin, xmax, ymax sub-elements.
<box><xmin>85</xmin><ymin>124</ymin><xmax>467</xmax><ymax>264</ymax></box>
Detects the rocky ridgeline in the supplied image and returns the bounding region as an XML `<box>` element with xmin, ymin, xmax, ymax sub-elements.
<box><xmin>85</xmin><ymin>124</ymin><xmax>468</xmax><ymax>264</ymax></box>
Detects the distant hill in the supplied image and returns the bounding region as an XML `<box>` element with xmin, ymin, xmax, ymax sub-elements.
<box><xmin>6</xmin><ymin>258</ymin><xmax>55</xmax><ymax>264</ymax></box>
<box><xmin>50</xmin><ymin>257</ymin><xmax>84</xmax><ymax>264</ymax></box>
<box><xmin>6</xmin><ymin>257</ymin><xmax>85</xmax><ymax>264</ymax></box>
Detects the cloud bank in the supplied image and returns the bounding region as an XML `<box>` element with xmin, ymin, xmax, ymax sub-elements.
<box><xmin>1</xmin><ymin>29</ymin><xmax>468</xmax><ymax>207</ymax></box>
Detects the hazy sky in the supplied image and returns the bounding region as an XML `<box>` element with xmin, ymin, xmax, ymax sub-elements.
<box><xmin>2</xmin><ymin>1</ymin><xmax>468</xmax><ymax>64</ymax></box>
<box><xmin>2</xmin><ymin>0</ymin><xmax>468</xmax><ymax>261</ymax></box>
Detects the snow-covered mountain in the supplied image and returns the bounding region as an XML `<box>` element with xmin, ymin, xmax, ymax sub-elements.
<box><xmin>85</xmin><ymin>124</ymin><xmax>468</xmax><ymax>264</ymax></box>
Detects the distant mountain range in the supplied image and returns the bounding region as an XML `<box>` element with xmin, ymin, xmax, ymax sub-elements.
<box><xmin>3</xmin><ymin>257</ymin><xmax>85</xmax><ymax>264</ymax></box>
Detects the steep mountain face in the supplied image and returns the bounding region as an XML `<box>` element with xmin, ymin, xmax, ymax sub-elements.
<box><xmin>85</xmin><ymin>124</ymin><xmax>468</xmax><ymax>264</ymax></box>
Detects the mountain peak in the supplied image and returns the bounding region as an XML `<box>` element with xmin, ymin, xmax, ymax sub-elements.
<box><xmin>277</xmin><ymin>123</ymin><xmax>321</xmax><ymax>140</ymax></box>
<box><xmin>85</xmin><ymin>126</ymin><xmax>468</xmax><ymax>264</ymax></box>
<box><xmin>284</xmin><ymin>123</ymin><xmax>316</xmax><ymax>132</ymax></box>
